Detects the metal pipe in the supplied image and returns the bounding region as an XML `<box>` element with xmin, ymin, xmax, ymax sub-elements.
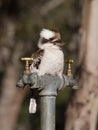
<box><xmin>40</xmin><ymin>96</ymin><xmax>56</xmax><ymax>130</ymax></box>
<box><xmin>16</xmin><ymin>57</ymin><xmax>79</xmax><ymax>130</ymax></box>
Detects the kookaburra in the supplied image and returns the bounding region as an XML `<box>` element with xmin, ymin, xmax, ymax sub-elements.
<box><xmin>29</xmin><ymin>29</ymin><xmax>64</xmax><ymax>113</ymax></box>
<box><xmin>30</xmin><ymin>28</ymin><xmax>64</xmax><ymax>77</ymax></box>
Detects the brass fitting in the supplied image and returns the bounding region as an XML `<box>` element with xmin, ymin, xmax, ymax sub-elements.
<box><xmin>66</xmin><ymin>59</ymin><xmax>73</xmax><ymax>76</ymax></box>
<box><xmin>21</xmin><ymin>57</ymin><xmax>33</xmax><ymax>74</ymax></box>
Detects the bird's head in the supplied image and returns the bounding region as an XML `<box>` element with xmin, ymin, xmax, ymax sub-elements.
<box><xmin>38</xmin><ymin>29</ymin><xmax>64</xmax><ymax>49</ymax></box>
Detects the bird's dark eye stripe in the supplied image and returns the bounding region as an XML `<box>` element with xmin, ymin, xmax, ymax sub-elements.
<box><xmin>41</xmin><ymin>38</ymin><xmax>49</xmax><ymax>44</ymax></box>
<box><xmin>49</xmin><ymin>37</ymin><xmax>54</xmax><ymax>41</ymax></box>
<box><xmin>53</xmin><ymin>39</ymin><xmax>62</xmax><ymax>43</ymax></box>
<box><xmin>41</xmin><ymin>37</ymin><xmax>62</xmax><ymax>44</ymax></box>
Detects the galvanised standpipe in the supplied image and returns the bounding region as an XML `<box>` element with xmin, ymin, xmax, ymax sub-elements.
<box><xmin>16</xmin><ymin>58</ymin><xmax>79</xmax><ymax>130</ymax></box>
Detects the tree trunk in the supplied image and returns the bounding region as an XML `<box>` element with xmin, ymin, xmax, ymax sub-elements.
<box><xmin>0</xmin><ymin>17</ymin><xmax>27</xmax><ymax>130</ymax></box>
<box><xmin>65</xmin><ymin>0</ymin><xmax>98</xmax><ymax>130</ymax></box>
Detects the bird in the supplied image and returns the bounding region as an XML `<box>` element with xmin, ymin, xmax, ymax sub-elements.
<box><xmin>30</xmin><ymin>28</ymin><xmax>64</xmax><ymax>77</ymax></box>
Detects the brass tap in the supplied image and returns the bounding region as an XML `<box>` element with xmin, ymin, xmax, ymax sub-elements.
<box><xmin>21</xmin><ymin>57</ymin><xmax>33</xmax><ymax>74</ymax></box>
<box><xmin>66</xmin><ymin>59</ymin><xmax>73</xmax><ymax>76</ymax></box>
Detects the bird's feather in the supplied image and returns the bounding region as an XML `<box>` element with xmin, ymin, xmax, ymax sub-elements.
<box><xmin>31</xmin><ymin>49</ymin><xmax>44</xmax><ymax>69</ymax></box>
<box><xmin>30</xmin><ymin>28</ymin><xmax>64</xmax><ymax>76</ymax></box>
<box><xmin>40</xmin><ymin>29</ymin><xmax>54</xmax><ymax>39</ymax></box>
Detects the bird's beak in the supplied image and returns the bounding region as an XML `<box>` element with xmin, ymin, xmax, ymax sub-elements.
<box><xmin>55</xmin><ymin>42</ymin><xmax>65</xmax><ymax>46</ymax></box>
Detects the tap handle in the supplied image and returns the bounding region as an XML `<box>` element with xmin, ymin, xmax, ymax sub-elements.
<box><xmin>21</xmin><ymin>57</ymin><xmax>34</xmax><ymax>74</ymax></box>
<box><xmin>66</xmin><ymin>59</ymin><xmax>74</xmax><ymax>76</ymax></box>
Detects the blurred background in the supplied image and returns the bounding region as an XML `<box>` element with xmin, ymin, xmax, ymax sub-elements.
<box><xmin>0</xmin><ymin>0</ymin><xmax>98</xmax><ymax>130</ymax></box>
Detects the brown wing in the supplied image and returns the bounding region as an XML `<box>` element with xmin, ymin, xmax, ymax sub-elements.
<box><xmin>31</xmin><ymin>49</ymin><xmax>44</xmax><ymax>69</ymax></box>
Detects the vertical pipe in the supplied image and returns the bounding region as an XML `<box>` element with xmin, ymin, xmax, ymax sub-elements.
<box><xmin>40</xmin><ymin>96</ymin><xmax>56</xmax><ymax>130</ymax></box>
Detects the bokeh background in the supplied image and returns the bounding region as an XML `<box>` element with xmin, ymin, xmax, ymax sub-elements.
<box><xmin>0</xmin><ymin>0</ymin><xmax>98</xmax><ymax>130</ymax></box>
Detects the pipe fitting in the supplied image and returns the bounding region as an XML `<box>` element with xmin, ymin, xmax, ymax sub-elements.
<box><xmin>64</xmin><ymin>75</ymin><xmax>79</xmax><ymax>89</ymax></box>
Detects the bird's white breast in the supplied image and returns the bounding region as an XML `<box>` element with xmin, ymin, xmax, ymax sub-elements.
<box><xmin>38</xmin><ymin>47</ymin><xmax>64</xmax><ymax>76</ymax></box>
